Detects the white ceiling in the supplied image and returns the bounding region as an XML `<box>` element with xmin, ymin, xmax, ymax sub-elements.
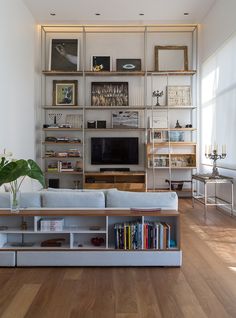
<box><xmin>23</xmin><ymin>0</ymin><xmax>216</xmax><ymax>24</ymax></box>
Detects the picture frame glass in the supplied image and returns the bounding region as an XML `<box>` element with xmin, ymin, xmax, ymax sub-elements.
<box><xmin>53</xmin><ymin>80</ymin><xmax>78</xmax><ymax>106</ymax></box>
<box><xmin>155</xmin><ymin>46</ymin><xmax>188</xmax><ymax>71</ymax></box>
<box><xmin>167</xmin><ymin>86</ymin><xmax>191</xmax><ymax>106</ymax></box>
<box><xmin>91</xmin><ymin>56</ymin><xmax>111</xmax><ymax>71</ymax></box>
<box><xmin>112</xmin><ymin>111</ymin><xmax>138</xmax><ymax>129</ymax></box>
<box><xmin>50</xmin><ymin>39</ymin><xmax>79</xmax><ymax>71</ymax></box>
<box><xmin>91</xmin><ymin>82</ymin><xmax>128</xmax><ymax>106</ymax></box>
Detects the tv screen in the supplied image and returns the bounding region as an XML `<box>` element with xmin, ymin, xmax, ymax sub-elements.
<box><xmin>91</xmin><ymin>137</ymin><xmax>139</xmax><ymax>165</ymax></box>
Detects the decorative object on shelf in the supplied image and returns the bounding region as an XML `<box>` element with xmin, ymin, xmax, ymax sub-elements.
<box><xmin>49</xmin><ymin>39</ymin><xmax>79</xmax><ymax>71</ymax></box>
<box><xmin>205</xmin><ymin>144</ymin><xmax>227</xmax><ymax>177</ymax></box>
<box><xmin>165</xmin><ymin>179</ymin><xmax>184</xmax><ymax>191</ymax></box>
<box><xmin>87</xmin><ymin>120</ymin><xmax>96</xmax><ymax>128</ymax></box>
<box><xmin>112</xmin><ymin>111</ymin><xmax>138</xmax><ymax>129</ymax></box>
<box><xmin>89</xmin><ymin>226</ymin><xmax>101</xmax><ymax>231</ymax></box>
<box><xmin>91</xmin><ymin>82</ymin><xmax>128</xmax><ymax>106</ymax></box>
<box><xmin>152</xmin><ymin>90</ymin><xmax>164</xmax><ymax>106</ymax></box>
<box><xmin>175</xmin><ymin>120</ymin><xmax>182</xmax><ymax>128</ymax></box>
<box><xmin>155</xmin><ymin>45</ymin><xmax>188</xmax><ymax>71</ymax></box>
<box><xmin>148</xmin><ymin>156</ymin><xmax>169</xmax><ymax>168</ymax></box>
<box><xmin>167</xmin><ymin>86</ymin><xmax>191</xmax><ymax>106</ymax></box>
<box><xmin>185</xmin><ymin>124</ymin><xmax>192</xmax><ymax>128</ymax></box>
<box><xmin>21</xmin><ymin>219</ymin><xmax>28</xmax><ymax>230</ymax></box>
<box><xmin>149</xmin><ymin>115</ymin><xmax>168</xmax><ymax>129</ymax></box>
<box><xmin>41</xmin><ymin>238</ymin><xmax>65</xmax><ymax>247</ymax></box>
<box><xmin>0</xmin><ymin>149</ymin><xmax>45</xmax><ymax>212</ymax></box>
<box><xmin>149</xmin><ymin>130</ymin><xmax>163</xmax><ymax>142</ymax></box>
<box><xmin>53</xmin><ymin>80</ymin><xmax>78</xmax><ymax>106</ymax></box>
<box><xmin>169</xmin><ymin>131</ymin><xmax>184</xmax><ymax>142</ymax></box>
<box><xmin>65</xmin><ymin>114</ymin><xmax>83</xmax><ymax>128</ymax></box>
<box><xmin>97</xmin><ymin>120</ymin><xmax>106</xmax><ymax>128</ymax></box>
<box><xmin>48</xmin><ymin>113</ymin><xmax>62</xmax><ymax>127</ymax></box>
<box><xmin>91</xmin><ymin>237</ymin><xmax>104</xmax><ymax>246</ymax></box>
<box><xmin>73</xmin><ymin>180</ymin><xmax>80</xmax><ymax>189</ymax></box>
<box><xmin>116</xmin><ymin>58</ymin><xmax>141</xmax><ymax>71</ymax></box>
<box><xmin>91</xmin><ymin>56</ymin><xmax>111</xmax><ymax>71</ymax></box>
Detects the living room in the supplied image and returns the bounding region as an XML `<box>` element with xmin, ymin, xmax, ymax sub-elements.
<box><xmin>0</xmin><ymin>0</ymin><xmax>236</xmax><ymax>317</ymax></box>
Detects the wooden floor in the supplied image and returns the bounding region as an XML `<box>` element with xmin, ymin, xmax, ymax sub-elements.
<box><xmin>0</xmin><ymin>200</ymin><xmax>236</xmax><ymax>318</ymax></box>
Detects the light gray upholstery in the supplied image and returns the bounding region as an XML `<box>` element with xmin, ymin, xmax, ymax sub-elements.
<box><xmin>0</xmin><ymin>192</ymin><xmax>41</xmax><ymax>208</ymax></box>
<box><xmin>41</xmin><ymin>191</ymin><xmax>105</xmax><ymax>208</ymax></box>
<box><xmin>106</xmin><ymin>190</ymin><xmax>178</xmax><ymax>210</ymax></box>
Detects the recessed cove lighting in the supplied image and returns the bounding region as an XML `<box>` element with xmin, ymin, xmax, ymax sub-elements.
<box><xmin>95</xmin><ymin>13</ymin><xmax>101</xmax><ymax>16</ymax></box>
<box><xmin>139</xmin><ymin>13</ymin><xmax>144</xmax><ymax>16</ymax></box>
<box><xmin>50</xmin><ymin>12</ymin><xmax>56</xmax><ymax>16</ymax></box>
<box><xmin>184</xmin><ymin>12</ymin><xmax>189</xmax><ymax>16</ymax></box>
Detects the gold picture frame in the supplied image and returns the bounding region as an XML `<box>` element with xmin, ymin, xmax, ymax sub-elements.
<box><xmin>155</xmin><ymin>45</ymin><xmax>188</xmax><ymax>71</ymax></box>
<box><xmin>53</xmin><ymin>80</ymin><xmax>78</xmax><ymax>106</ymax></box>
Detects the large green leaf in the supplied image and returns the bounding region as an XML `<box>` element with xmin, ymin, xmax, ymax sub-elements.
<box><xmin>26</xmin><ymin>159</ymin><xmax>45</xmax><ymax>188</ymax></box>
<box><xmin>0</xmin><ymin>160</ymin><xmax>28</xmax><ymax>186</ymax></box>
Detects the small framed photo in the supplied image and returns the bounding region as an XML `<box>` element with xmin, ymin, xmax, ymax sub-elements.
<box><xmin>149</xmin><ymin>130</ymin><xmax>163</xmax><ymax>142</ymax></box>
<box><xmin>53</xmin><ymin>80</ymin><xmax>78</xmax><ymax>106</ymax></box>
<box><xmin>149</xmin><ymin>116</ymin><xmax>168</xmax><ymax>129</ymax></box>
<box><xmin>91</xmin><ymin>82</ymin><xmax>128</xmax><ymax>106</ymax></box>
<box><xmin>91</xmin><ymin>56</ymin><xmax>111</xmax><ymax>71</ymax></box>
<box><xmin>112</xmin><ymin>111</ymin><xmax>138</xmax><ymax>129</ymax></box>
<box><xmin>116</xmin><ymin>59</ymin><xmax>141</xmax><ymax>71</ymax></box>
<box><xmin>49</xmin><ymin>39</ymin><xmax>79</xmax><ymax>71</ymax></box>
<box><xmin>167</xmin><ymin>86</ymin><xmax>191</xmax><ymax>106</ymax></box>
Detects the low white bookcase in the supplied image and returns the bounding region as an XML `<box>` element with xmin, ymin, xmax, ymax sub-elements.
<box><xmin>0</xmin><ymin>208</ymin><xmax>182</xmax><ymax>267</ymax></box>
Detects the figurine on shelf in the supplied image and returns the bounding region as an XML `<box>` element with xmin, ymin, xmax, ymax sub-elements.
<box><xmin>175</xmin><ymin>120</ymin><xmax>182</xmax><ymax>128</ymax></box>
<box><xmin>152</xmin><ymin>90</ymin><xmax>164</xmax><ymax>106</ymax></box>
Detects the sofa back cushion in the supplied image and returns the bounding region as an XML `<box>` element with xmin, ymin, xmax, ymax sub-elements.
<box><xmin>41</xmin><ymin>191</ymin><xmax>105</xmax><ymax>208</ymax></box>
<box><xmin>0</xmin><ymin>192</ymin><xmax>41</xmax><ymax>208</ymax></box>
<box><xmin>106</xmin><ymin>190</ymin><xmax>178</xmax><ymax>210</ymax></box>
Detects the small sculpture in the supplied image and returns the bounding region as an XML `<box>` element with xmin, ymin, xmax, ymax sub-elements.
<box><xmin>175</xmin><ymin>120</ymin><xmax>182</xmax><ymax>128</ymax></box>
<box><xmin>152</xmin><ymin>90</ymin><xmax>164</xmax><ymax>106</ymax></box>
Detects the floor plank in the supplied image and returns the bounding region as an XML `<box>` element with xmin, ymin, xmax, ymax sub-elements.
<box><xmin>0</xmin><ymin>200</ymin><xmax>235</xmax><ymax>318</ymax></box>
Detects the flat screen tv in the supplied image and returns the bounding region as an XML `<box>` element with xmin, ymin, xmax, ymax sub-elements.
<box><xmin>91</xmin><ymin>137</ymin><xmax>139</xmax><ymax>165</ymax></box>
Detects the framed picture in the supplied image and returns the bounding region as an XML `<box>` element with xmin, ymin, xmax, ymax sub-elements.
<box><xmin>155</xmin><ymin>45</ymin><xmax>188</xmax><ymax>71</ymax></box>
<box><xmin>65</xmin><ymin>114</ymin><xmax>83</xmax><ymax>128</ymax></box>
<box><xmin>91</xmin><ymin>82</ymin><xmax>129</xmax><ymax>106</ymax></box>
<box><xmin>49</xmin><ymin>39</ymin><xmax>79</xmax><ymax>71</ymax></box>
<box><xmin>149</xmin><ymin>130</ymin><xmax>163</xmax><ymax>142</ymax></box>
<box><xmin>112</xmin><ymin>111</ymin><xmax>138</xmax><ymax>129</ymax></box>
<box><xmin>167</xmin><ymin>86</ymin><xmax>191</xmax><ymax>106</ymax></box>
<box><xmin>53</xmin><ymin>80</ymin><xmax>78</xmax><ymax>106</ymax></box>
<box><xmin>149</xmin><ymin>116</ymin><xmax>168</xmax><ymax>129</ymax></box>
<box><xmin>91</xmin><ymin>56</ymin><xmax>111</xmax><ymax>71</ymax></box>
<box><xmin>116</xmin><ymin>59</ymin><xmax>141</xmax><ymax>71</ymax></box>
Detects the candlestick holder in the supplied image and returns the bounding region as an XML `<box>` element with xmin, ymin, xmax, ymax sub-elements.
<box><xmin>205</xmin><ymin>149</ymin><xmax>226</xmax><ymax>177</ymax></box>
<box><xmin>152</xmin><ymin>90</ymin><xmax>163</xmax><ymax>106</ymax></box>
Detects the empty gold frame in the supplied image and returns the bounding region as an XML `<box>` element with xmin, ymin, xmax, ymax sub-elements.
<box><xmin>155</xmin><ymin>46</ymin><xmax>188</xmax><ymax>71</ymax></box>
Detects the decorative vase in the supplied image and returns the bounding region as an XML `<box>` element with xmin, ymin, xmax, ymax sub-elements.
<box><xmin>10</xmin><ymin>189</ymin><xmax>21</xmax><ymax>213</ymax></box>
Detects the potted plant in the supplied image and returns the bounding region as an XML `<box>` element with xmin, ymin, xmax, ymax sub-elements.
<box><xmin>0</xmin><ymin>150</ymin><xmax>45</xmax><ymax>212</ymax></box>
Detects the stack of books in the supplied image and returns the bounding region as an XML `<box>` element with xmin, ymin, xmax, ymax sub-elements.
<box><xmin>114</xmin><ymin>222</ymin><xmax>142</xmax><ymax>250</ymax></box>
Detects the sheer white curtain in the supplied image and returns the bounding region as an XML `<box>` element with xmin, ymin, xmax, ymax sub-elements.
<box><xmin>201</xmin><ymin>32</ymin><xmax>236</xmax><ymax>170</ymax></box>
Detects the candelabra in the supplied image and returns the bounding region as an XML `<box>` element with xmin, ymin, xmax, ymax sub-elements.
<box><xmin>205</xmin><ymin>146</ymin><xmax>226</xmax><ymax>177</ymax></box>
<box><xmin>152</xmin><ymin>90</ymin><xmax>163</xmax><ymax>106</ymax></box>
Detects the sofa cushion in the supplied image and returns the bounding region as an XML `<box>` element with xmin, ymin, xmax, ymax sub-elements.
<box><xmin>0</xmin><ymin>192</ymin><xmax>41</xmax><ymax>208</ymax></box>
<box><xmin>41</xmin><ymin>191</ymin><xmax>105</xmax><ymax>208</ymax></box>
<box><xmin>106</xmin><ymin>190</ymin><xmax>178</xmax><ymax>210</ymax></box>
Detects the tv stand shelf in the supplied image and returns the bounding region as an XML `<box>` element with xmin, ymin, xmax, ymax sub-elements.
<box><xmin>84</xmin><ymin>171</ymin><xmax>146</xmax><ymax>191</ymax></box>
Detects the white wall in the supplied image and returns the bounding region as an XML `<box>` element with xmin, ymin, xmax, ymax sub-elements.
<box><xmin>0</xmin><ymin>0</ymin><xmax>35</xmax><ymax>158</ymax></box>
<box><xmin>200</xmin><ymin>0</ymin><xmax>236</xmax><ymax>213</ymax></box>
<box><xmin>0</xmin><ymin>0</ymin><xmax>37</xmax><ymax>190</ymax></box>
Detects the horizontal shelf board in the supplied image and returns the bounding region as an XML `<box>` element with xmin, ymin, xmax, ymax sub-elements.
<box><xmin>148</xmin><ymin>167</ymin><xmax>196</xmax><ymax>169</ymax></box>
<box><xmin>85</xmin><ymin>71</ymin><xmax>145</xmax><ymax>76</ymax></box>
<box><xmin>84</xmin><ymin>171</ymin><xmax>145</xmax><ymax>176</ymax></box>
<box><xmin>43</xmin><ymin>157</ymin><xmax>82</xmax><ymax>159</ymax></box>
<box><xmin>42</xmin><ymin>71</ymin><xmax>83</xmax><ymax>76</ymax></box>
<box><xmin>45</xmin><ymin>171</ymin><xmax>83</xmax><ymax>175</ymax></box>
<box><xmin>147</xmin><ymin>70</ymin><xmax>197</xmax><ymax>76</ymax></box>
<box><xmin>147</xmin><ymin>142</ymin><xmax>197</xmax><ymax>146</ymax></box>
<box><xmin>85</xmin><ymin>128</ymin><xmax>145</xmax><ymax>131</ymax></box>
<box><xmin>146</xmin><ymin>105</ymin><xmax>197</xmax><ymax>109</ymax></box>
<box><xmin>0</xmin><ymin>208</ymin><xmax>179</xmax><ymax>217</ymax></box>
<box><xmin>43</xmin><ymin>142</ymin><xmax>82</xmax><ymax>145</ymax></box>
<box><xmin>147</xmin><ymin>153</ymin><xmax>195</xmax><ymax>156</ymax></box>
<box><xmin>43</xmin><ymin>106</ymin><xmax>83</xmax><ymax>109</ymax></box>
<box><xmin>43</xmin><ymin>128</ymin><xmax>83</xmax><ymax>131</ymax></box>
<box><xmin>147</xmin><ymin>128</ymin><xmax>196</xmax><ymax>131</ymax></box>
<box><xmin>2</xmin><ymin>243</ymin><xmax>71</xmax><ymax>250</ymax></box>
<box><xmin>85</xmin><ymin>106</ymin><xmax>146</xmax><ymax>110</ymax></box>
<box><xmin>147</xmin><ymin>188</ymin><xmax>191</xmax><ymax>193</ymax></box>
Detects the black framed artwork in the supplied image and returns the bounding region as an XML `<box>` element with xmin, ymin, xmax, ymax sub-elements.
<box><xmin>91</xmin><ymin>56</ymin><xmax>111</xmax><ymax>71</ymax></box>
<box><xmin>116</xmin><ymin>59</ymin><xmax>141</xmax><ymax>71</ymax></box>
<box><xmin>49</xmin><ymin>39</ymin><xmax>79</xmax><ymax>71</ymax></box>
